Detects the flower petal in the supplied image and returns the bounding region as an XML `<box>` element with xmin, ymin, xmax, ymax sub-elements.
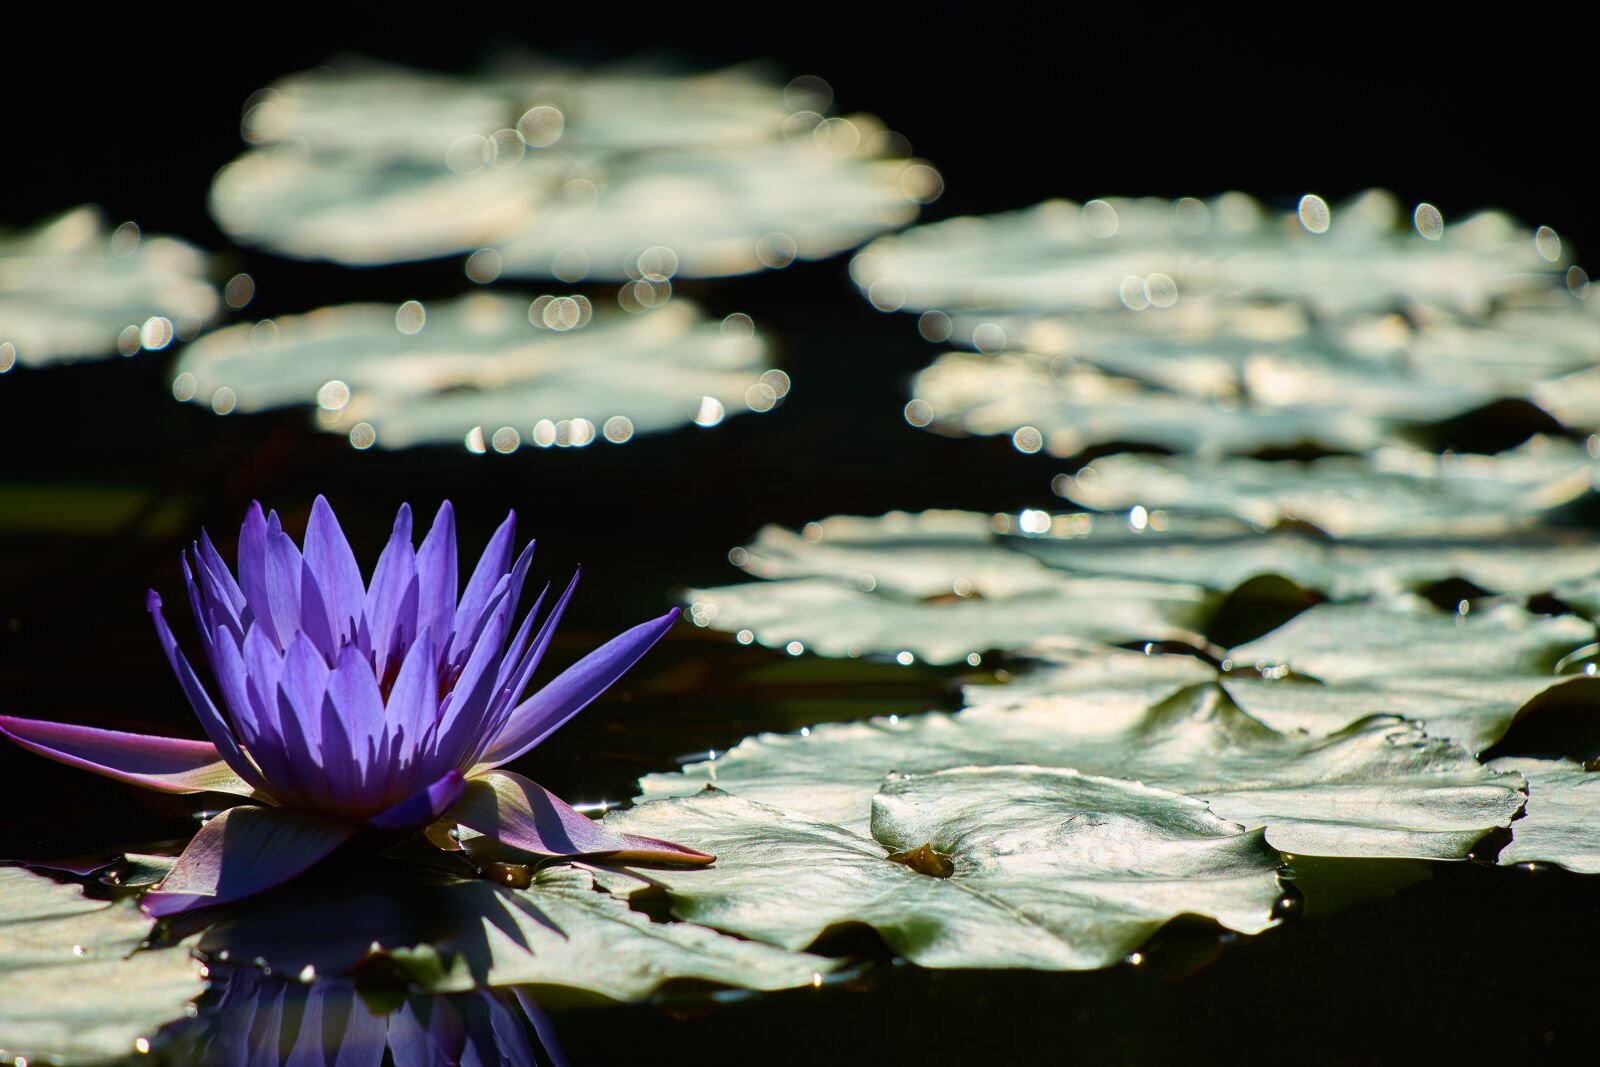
<box><xmin>325</xmin><ymin>644</ymin><xmax>389</xmax><ymax>807</ymax></box>
<box><xmin>365</xmin><ymin>504</ymin><xmax>418</xmax><ymax>682</ymax></box>
<box><xmin>148</xmin><ymin>591</ymin><xmax>272</xmax><ymax>794</ymax></box>
<box><xmin>415</xmin><ymin>501</ymin><xmax>458</xmax><ymax>652</ymax></box>
<box><xmin>475</xmin><ymin>609</ymin><xmax>677</xmax><ymax>770</ymax></box>
<box><xmin>304</xmin><ymin>495</ymin><xmax>366</xmax><ymax>646</ymax></box>
<box><xmin>0</xmin><ymin>714</ymin><xmax>257</xmax><ymax>796</ymax></box>
<box><xmin>237</xmin><ymin>503</ymin><xmax>279</xmax><ymax>648</ymax></box>
<box><xmin>448</xmin><ymin>770</ymin><xmax>712</xmax><ymax>865</ymax></box>
<box><xmin>450</xmin><ymin>511</ymin><xmax>516</xmax><ymax>665</ymax></box>
<box><xmin>141</xmin><ymin>804</ymin><xmax>356</xmax><ymax>916</ymax></box>
<box><xmin>366</xmin><ymin>770</ymin><xmax>467</xmax><ymax>832</ymax></box>
<box><xmin>263</xmin><ymin>511</ymin><xmax>305</xmax><ymax>648</ymax></box>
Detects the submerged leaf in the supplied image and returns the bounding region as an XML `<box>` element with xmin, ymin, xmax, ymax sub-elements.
<box><xmin>641</xmin><ymin>681</ymin><xmax>1526</xmax><ymax>860</ymax></box>
<box><xmin>606</xmin><ymin>769</ymin><xmax>1284</xmax><ymax>970</ymax></box>
<box><xmin>0</xmin><ymin>866</ymin><xmax>204</xmax><ymax>1064</ymax></box>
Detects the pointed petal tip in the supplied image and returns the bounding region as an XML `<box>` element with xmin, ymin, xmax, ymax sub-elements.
<box><xmin>146</xmin><ymin>588</ymin><xmax>163</xmax><ymax>612</ymax></box>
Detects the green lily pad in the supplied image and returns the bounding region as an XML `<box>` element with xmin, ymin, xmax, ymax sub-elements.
<box><xmin>606</xmin><ymin>768</ymin><xmax>1284</xmax><ymax>970</ymax></box>
<box><xmin>173</xmin><ymin>294</ymin><xmax>780</xmax><ymax>451</ymax></box>
<box><xmin>1012</xmin><ymin>518</ymin><xmax>1600</xmax><ymax>602</ymax></box>
<box><xmin>0</xmin><ymin>866</ymin><xmax>205</xmax><ymax>1065</ymax></box>
<box><xmin>851</xmin><ymin>189</ymin><xmax>1560</xmax><ymax>319</ymax></box>
<box><xmin>195</xmin><ymin>864</ymin><xmax>835</xmax><ymax>1002</ymax></box>
<box><xmin>1060</xmin><ymin>437</ymin><xmax>1597</xmax><ymax>537</ymax></box>
<box><xmin>907</xmin><ymin>351</ymin><xmax>1388</xmax><ymax>456</ymax></box>
<box><xmin>0</xmin><ymin>206</ymin><xmax>218</xmax><ymax>370</ymax></box>
<box><xmin>214</xmin><ymin>59</ymin><xmax>935</xmax><ymax>276</ymax></box>
<box><xmin>641</xmin><ymin>681</ymin><xmax>1525</xmax><ymax>859</ymax></box>
<box><xmin>1486</xmin><ymin>758</ymin><xmax>1600</xmax><ymax>873</ymax></box>
<box><xmin>686</xmin><ymin>574</ymin><xmax>1209</xmax><ymax>666</ymax></box>
<box><xmin>1225</xmin><ymin>598</ymin><xmax>1597</xmax><ymax>753</ymax></box>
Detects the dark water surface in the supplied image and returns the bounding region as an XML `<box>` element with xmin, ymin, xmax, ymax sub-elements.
<box><xmin>6</xmin><ymin>12</ymin><xmax>1600</xmax><ymax>1064</ymax></box>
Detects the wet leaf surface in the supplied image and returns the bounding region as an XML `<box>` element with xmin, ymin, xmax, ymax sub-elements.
<box><xmin>0</xmin><ymin>866</ymin><xmax>205</xmax><ymax>1065</ymax></box>
<box><xmin>606</xmin><ymin>768</ymin><xmax>1284</xmax><ymax>969</ymax></box>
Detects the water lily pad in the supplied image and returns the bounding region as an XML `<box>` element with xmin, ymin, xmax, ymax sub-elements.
<box><xmin>213</xmin><ymin>59</ymin><xmax>935</xmax><ymax>276</ymax></box>
<box><xmin>852</xmin><ymin>189</ymin><xmax>1559</xmax><ymax>320</ymax></box>
<box><xmin>0</xmin><ymin>206</ymin><xmax>218</xmax><ymax>370</ymax></box>
<box><xmin>640</xmin><ymin>681</ymin><xmax>1525</xmax><ymax>859</ymax></box>
<box><xmin>1485</xmin><ymin>758</ymin><xmax>1600</xmax><ymax>873</ymax></box>
<box><xmin>606</xmin><ymin>768</ymin><xmax>1284</xmax><ymax>970</ymax></box>
<box><xmin>0</xmin><ymin>866</ymin><xmax>205</xmax><ymax>1064</ymax></box>
<box><xmin>908</xmin><ymin>351</ymin><xmax>1387</xmax><ymax>455</ymax></box>
<box><xmin>173</xmin><ymin>293</ymin><xmax>777</xmax><ymax>450</ymax></box>
<box><xmin>196</xmin><ymin>865</ymin><xmax>835</xmax><ymax>1001</ymax></box>
<box><xmin>1013</xmin><ymin>519</ymin><xmax>1600</xmax><ymax>602</ymax></box>
<box><xmin>1060</xmin><ymin>437</ymin><xmax>1597</xmax><ymax>537</ymax></box>
<box><xmin>1226</xmin><ymin>598</ymin><xmax>1597</xmax><ymax>753</ymax></box>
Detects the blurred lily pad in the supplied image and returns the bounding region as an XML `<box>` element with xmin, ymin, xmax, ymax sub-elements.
<box><xmin>607</xmin><ymin>768</ymin><xmax>1284</xmax><ymax>970</ymax></box>
<box><xmin>0</xmin><ymin>866</ymin><xmax>205</xmax><ymax>1065</ymax></box>
<box><xmin>1485</xmin><ymin>758</ymin><xmax>1600</xmax><ymax>873</ymax></box>
<box><xmin>0</xmin><ymin>206</ymin><xmax>218</xmax><ymax>370</ymax></box>
<box><xmin>1059</xmin><ymin>437</ymin><xmax>1597</xmax><ymax>537</ymax></box>
<box><xmin>1226</xmin><ymin>598</ymin><xmax>1597</xmax><ymax>753</ymax></box>
<box><xmin>173</xmin><ymin>293</ymin><xmax>779</xmax><ymax>450</ymax></box>
<box><xmin>852</xmin><ymin>189</ymin><xmax>1560</xmax><ymax>319</ymax></box>
<box><xmin>640</xmin><ymin>682</ymin><xmax>1525</xmax><ymax>859</ymax></box>
<box><xmin>196</xmin><ymin>864</ymin><xmax>835</xmax><ymax>1002</ymax></box>
<box><xmin>1012</xmin><ymin>516</ymin><xmax>1600</xmax><ymax>602</ymax></box>
<box><xmin>212</xmin><ymin>59</ymin><xmax>936</xmax><ymax>276</ymax></box>
<box><xmin>908</xmin><ymin>351</ymin><xmax>1389</xmax><ymax>455</ymax></box>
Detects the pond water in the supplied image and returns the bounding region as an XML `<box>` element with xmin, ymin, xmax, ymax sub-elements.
<box><xmin>5</xmin><ymin>28</ymin><xmax>1600</xmax><ymax>1067</ymax></box>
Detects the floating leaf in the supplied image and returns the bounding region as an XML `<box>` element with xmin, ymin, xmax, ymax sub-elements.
<box><xmin>607</xmin><ymin>769</ymin><xmax>1284</xmax><ymax>970</ymax></box>
<box><xmin>0</xmin><ymin>866</ymin><xmax>204</xmax><ymax>1064</ymax></box>
<box><xmin>213</xmin><ymin>60</ymin><xmax>935</xmax><ymax>276</ymax></box>
<box><xmin>173</xmin><ymin>294</ymin><xmax>778</xmax><ymax>450</ymax></box>
<box><xmin>1012</xmin><ymin>518</ymin><xmax>1600</xmax><ymax>602</ymax></box>
<box><xmin>196</xmin><ymin>864</ymin><xmax>835</xmax><ymax>1002</ymax></box>
<box><xmin>0</xmin><ymin>206</ymin><xmax>217</xmax><ymax>370</ymax></box>
<box><xmin>641</xmin><ymin>681</ymin><xmax>1525</xmax><ymax>859</ymax></box>
<box><xmin>852</xmin><ymin>189</ymin><xmax>1559</xmax><ymax>319</ymax></box>
<box><xmin>1226</xmin><ymin>598</ymin><xmax>1597</xmax><ymax>753</ymax></box>
<box><xmin>1486</xmin><ymin>758</ymin><xmax>1600</xmax><ymax>873</ymax></box>
<box><xmin>908</xmin><ymin>351</ymin><xmax>1388</xmax><ymax>455</ymax></box>
<box><xmin>1060</xmin><ymin>437</ymin><xmax>1597</xmax><ymax>537</ymax></box>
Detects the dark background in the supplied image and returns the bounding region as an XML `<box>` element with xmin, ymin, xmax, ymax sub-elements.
<box><xmin>3</xmin><ymin>7</ymin><xmax>1597</xmax><ymax>1063</ymax></box>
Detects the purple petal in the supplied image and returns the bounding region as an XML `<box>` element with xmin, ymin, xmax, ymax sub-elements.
<box><xmin>450</xmin><ymin>512</ymin><xmax>516</xmax><ymax>665</ymax></box>
<box><xmin>381</xmin><ymin>630</ymin><xmax>439</xmax><ymax>799</ymax></box>
<box><xmin>432</xmin><ymin>580</ymin><xmax>514</xmax><ymax>764</ymax></box>
<box><xmin>366</xmin><ymin>770</ymin><xmax>467</xmax><ymax>832</ymax></box>
<box><xmin>414</xmin><ymin>502</ymin><xmax>458</xmax><ymax>652</ymax></box>
<box><xmin>447</xmin><ymin>771</ymin><xmax>713</xmax><ymax>864</ymax></box>
<box><xmin>263</xmin><ymin>512</ymin><xmax>305</xmax><ymax>648</ymax></box>
<box><xmin>303</xmin><ymin>495</ymin><xmax>366</xmax><ymax>647</ymax></box>
<box><xmin>237</xmin><ymin>503</ymin><xmax>279</xmax><ymax>648</ymax></box>
<box><xmin>148</xmin><ymin>591</ymin><xmax>271</xmax><ymax>794</ymax></box>
<box><xmin>475</xmin><ymin>609</ymin><xmax>677</xmax><ymax>770</ymax></box>
<box><xmin>298</xmin><ymin>563</ymin><xmax>339</xmax><ymax>663</ymax></box>
<box><xmin>325</xmin><ymin>643</ymin><xmax>388</xmax><ymax>801</ymax></box>
<box><xmin>365</xmin><ymin>505</ymin><xmax>418</xmax><ymax>682</ymax></box>
<box><xmin>474</xmin><ymin>571</ymin><xmax>578</xmax><ymax>758</ymax></box>
<box><xmin>317</xmin><ymin>691</ymin><xmax>359</xmax><ymax>814</ymax></box>
<box><xmin>0</xmin><ymin>714</ymin><xmax>257</xmax><ymax>796</ymax></box>
<box><xmin>279</xmin><ymin>633</ymin><xmax>331</xmax><ymax>747</ymax></box>
<box><xmin>141</xmin><ymin>804</ymin><xmax>355</xmax><ymax>916</ymax></box>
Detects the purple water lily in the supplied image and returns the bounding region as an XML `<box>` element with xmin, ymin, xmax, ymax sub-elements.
<box><xmin>0</xmin><ymin>498</ymin><xmax>710</xmax><ymax>916</ymax></box>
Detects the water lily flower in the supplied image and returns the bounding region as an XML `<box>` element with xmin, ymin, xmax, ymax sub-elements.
<box><xmin>0</xmin><ymin>498</ymin><xmax>710</xmax><ymax>915</ymax></box>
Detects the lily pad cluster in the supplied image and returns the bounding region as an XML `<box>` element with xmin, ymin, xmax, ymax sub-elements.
<box><xmin>0</xmin><ymin>206</ymin><xmax>219</xmax><ymax>370</ymax></box>
<box><xmin>212</xmin><ymin>59</ymin><xmax>941</xmax><ymax>277</ymax></box>
<box><xmin>851</xmin><ymin>189</ymin><xmax>1599</xmax><ymax>454</ymax></box>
